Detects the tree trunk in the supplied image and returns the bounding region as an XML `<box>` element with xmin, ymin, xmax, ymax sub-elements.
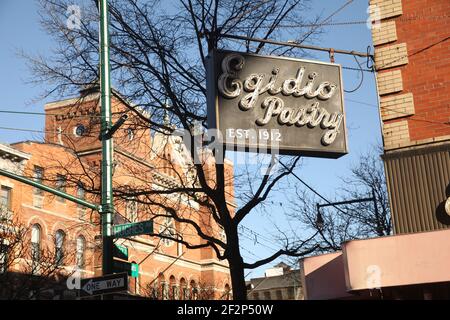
<box><xmin>227</xmin><ymin>247</ymin><xmax>247</xmax><ymax>300</ymax></box>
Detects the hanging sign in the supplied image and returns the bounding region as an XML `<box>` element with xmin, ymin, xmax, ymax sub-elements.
<box><xmin>207</xmin><ymin>50</ymin><xmax>348</xmax><ymax>158</ymax></box>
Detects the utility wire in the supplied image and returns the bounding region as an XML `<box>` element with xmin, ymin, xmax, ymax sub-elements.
<box><xmin>278</xmin><ymin>161</ymin><xmax>348</xmax><ymax>216</ymax></box>
<box><xmin>344</xmin><ymin>55</ymin><xmax>365</xmax><ymax>93</ymax></box>
<box><xmin>0</xmin><ymin>109</ymin><xmax>121</xmax><ymax>118</ymax></box>
<box><xmin>239</xmin><ymin>230</ymin><xmax>280</xmax><ymax>252</ymax></box>
<box><xmin>0</xmin><ymin>126</ymin><xmax>101</xmax><ymax>137</ymax></box>
<box><xmin>223</xmin><ymin>35</ymin><xmax>373</xmax><ymax>72</ymax></box>
<box><xmin>375</xmin><ymin>35</ymin><xmax>450</xmax><ymax>70</ymax></box>
<box><xmin>347</xmin><ymin>99</ymin><xmax>450</xmax><ymax>127</ymax></box>
<box><xmin>253</xmin><ymin>14</ymin><xmax>450</xmax><ymax>29</ymax></box>
<box><xmin>305</xmin><ymin>0</ymin><xmax>355</xmax><ymax>37</ymax></box>
<box><xmin>239</xmin><ymin>225</ymin><xmax>274</xmax><ymax>244</ymax></box>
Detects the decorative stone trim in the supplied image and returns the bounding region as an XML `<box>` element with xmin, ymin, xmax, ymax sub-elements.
<box><xmin>370</xmin><ymin>0</ymin><xmax>403</xmax><ymax>20</ymax></box>
<box><xmin>0</xmin><ymin>179</ymin><xmax>14</xmax><ymax>188</ymax></box>
<box><xmin>377</xmin><ymin>70</ymin><xmax>403</xmax><ymax>95</ymax></box>
<box><xmin>375</xmin><ymin>43</ymin><xmax>408</xmax><ymax>70</ymax></box>
<box><xmin>383</xmin><ymin>119</ymin><xmax>410</xmax><ymax>149</ymax></box>
<box><xmin>372</xmin><ymin>21</ymin><xmax>397</xmax><ymax>46</ymax></box>
<box><xmin>380</xmin><ymin>93</ymin><xmax>414</xmax><ymax>120</ymax></box>
<box><xmin>384</xmin><ymin>136</ymin><xmax>450</xmax><ymax>153</ymax></box>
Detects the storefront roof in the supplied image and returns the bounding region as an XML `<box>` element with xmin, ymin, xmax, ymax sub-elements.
<box><xmin>301</xmin><ymin>228</ymin><xmax>450</xmax><ymax>299</ymax></box>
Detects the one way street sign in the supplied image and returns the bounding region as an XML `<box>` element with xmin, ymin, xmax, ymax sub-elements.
<box><xmin>79</xmin><ymin>273</ymin><xmax>128</xmax><ymax>297</ymax></box>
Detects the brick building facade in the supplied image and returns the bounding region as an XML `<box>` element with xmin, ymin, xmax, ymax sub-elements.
<box><xmin>370</xmin><ymin>0</ymin><xmax>450</xmax><ymax>233</ymax></box>
<box><xmin>0</xmin><ymin>87</ymin><xmax>233</xmax><ymax>299</ymax></box>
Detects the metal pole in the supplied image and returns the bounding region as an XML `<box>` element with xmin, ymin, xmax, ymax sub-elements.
<box><xmin>317</xmin><ymin>196</ymin><xmax>375</xmax><ymax>209</ymax></box>
<box><xmin>99</xmin><ymin>0</ymin><xmax>114</xmax><ymax>277</ymax></box>
<box><xmin>0</xmin><ymin>169</ymin><xmax>98</xmax><ymax>210</ymax></box>
<box><xmin>219</xmin><ymin>34</ymin><xmax>373</xmax><ymax>58</ymax></box>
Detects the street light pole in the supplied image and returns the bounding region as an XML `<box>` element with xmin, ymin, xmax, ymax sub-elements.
<box><xmin>99</xmin><ymin>0</ymin><xmax>114</xmax><ymax>276</ymax></box>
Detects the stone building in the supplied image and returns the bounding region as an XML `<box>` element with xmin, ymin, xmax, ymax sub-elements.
<box><xmin>246</xmin><ymin>263</ymin><xmax>302</xmax><ymax>300</ymax></box>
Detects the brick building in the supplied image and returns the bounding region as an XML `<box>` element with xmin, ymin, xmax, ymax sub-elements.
<box><xmin>300</xmin><ymin>0</ymin><xmax>450</xmax><ymax>300</ymax></box>
<box><xmin>0</xmin><ymin>87</ymin><xmax>233</xmax><ymax>299</ymax></box>
<box><xmin>371</xmin><ymin>0</ymin><xmax>450</xmax><ymax>233</ymax></box>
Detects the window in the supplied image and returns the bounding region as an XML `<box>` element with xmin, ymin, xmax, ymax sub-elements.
<box><xmin>276</xmin><ymin>290</ymin><xmax>283</xmax><ymax>300</ymax></box>
<box><xmin>252</xmin><ymin>292</ymin><xmax>259</xmax><ymax>300</ymax></box>
<box><xmin>76</xmin><ymin>182</ymin><xmax>87</xmax><ymax>220</ymax></box>
<box><xmin>0</xmin><ymin>186</ymin><xmax>12</xmax><ymax>220</ymax></box>
<box><xmin>190</xmin><ymin>280</ymin><xmax>198</xmax><ymax>300</ymax></box>
<box><xmin>55</xmin><ymin>230</ymin><xmax>65</xmax><ymax>266</ymax></box>
<box><xmin>224</xmin><ymin>284</ymin><xmax>231</xmax><ymax>300</ymax></box>
<box><xmin>127</xmin><ymin>128</ymin><xmax>134</xmax><ymax>141</ymax></box>
<box><xmin>264</xmin><ymin>291</ymin><xmax>271</xmax><ymax>300</ymax></box>
<box><xmin>31</xmin><ymin>224</ymin><xmax>41</xmax><ymax>266</ymax></box>
<box><xmin>33</xmin><ymin>166</ymin><xmax>44</xmax><ymax>196</ymax></box>
<box><xmin>169</xmin><ymin>276</ymin><xmax>177</xmax><ymax>300</ymax></box>
<box><xmin>74</xmin><ymin>124</ymin><xmax>86</xmax><ymax>137</ymax></box>
<box><xmin>161</xmin><ymin>282</ymin><xmax>169</xmax><ymax>300</ymax></box>
<box><xmin>180</xmin><ymin>278</ymin><xmax>187</xmax><ymax>300</ymax></box>
<box><xmin>219</xmin><ymin>227</ymin><xmax>226</xmax><ymax>243</ymax></box>
<box><xmin>287</xmin><ymin>287</ymin><xmax>295</xmax><ymax>299</ymax></box>
<box><xmin>76</xmin><ymin>182</ymin><xmax>85</xmax><ymax>200</ymax></box>
<box><xmin>159</xmin><ymin>217</ymin><xmax>176</xmax><ymax>247</ymax></box>
<box><xmin>183</xmin><ymin>286</ymin><xmax>189</xmax><ymax>300</ymax></box>
<box><xmin>172</xmin><ymin>285</ymin><xmax>179</xmax><ymax>300</ymax></box>
<box><xmin>218</xmin><ymin>227</ymin><xmax>226</xmax><ymax>254</ymax></box>
<box><xmin>76</xmin><ymin>236</ymin><xmax>85</xmax><ymax>269</ymax></box>
<box><xmin>0</xmin><ymin>242</ymin><xmax>8</xmax><ymax>273</ymax></box>
<box><xmin>191</xmin><ymin>287</ymin><xmax>198</xmax><ymax>300</ymax></box>
<box><xmin>126</xmin><ymin>198</ymin><xmax>138</xmax><ymax>222</ymax></box>
<box><xmin>177</xmin><ymin>241</ymin><xmax>183</xmax><ymax>256</ymax></box>
<box><xmin>56</xmin><ymin>174</ymin><xmax>66</xmax><ymax>203</ymax></box>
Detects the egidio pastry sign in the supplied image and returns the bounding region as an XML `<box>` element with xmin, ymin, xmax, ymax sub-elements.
<box><xmin>207</xmin><ymin>50</ymin><xmax>348</xmax><ymax>158</ymax></box>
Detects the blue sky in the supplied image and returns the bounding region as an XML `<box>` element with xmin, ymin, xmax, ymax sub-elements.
<box><xmin>235</xmin><ymin>0</ymin><xmax>383</xmax><ymax>278</ymax></box>
<box><xmin>0</xmin><ymin>0</ymin><xmax>382</xmax><ymax>278</ymax></box>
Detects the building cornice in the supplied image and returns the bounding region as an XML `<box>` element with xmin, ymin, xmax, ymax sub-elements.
<box><xmin>0</xmin><ymin>143</ymin><xmax>31</xmax><ymax>161</ymax></box>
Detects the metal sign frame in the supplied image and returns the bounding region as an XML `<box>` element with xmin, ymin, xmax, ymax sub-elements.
<box><xmin>79</xmin><ymin>272</ymin><xmax>128</xmax><ymax>298</ymax></box>
<box><xmin>113</xmin><ymin>220</ymin><xmax>153</xmax><ymax>238</ymax></box>
<box><xmin>207</xmin><ymin>49</ymin><xmax>348</xmax><ymax>158</ymax></box>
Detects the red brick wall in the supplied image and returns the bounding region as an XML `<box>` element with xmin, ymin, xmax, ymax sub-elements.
<box><xmin>385</xmin><ymin>0</ymin><xmax>450</xmax><ymax>142</ymax></box>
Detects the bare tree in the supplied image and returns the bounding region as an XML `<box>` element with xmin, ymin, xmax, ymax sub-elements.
<box><xmin>0</xmin><ymin>209</ymin><xmax>78</xmax><ymax>300</ymax></box>
<box><xmin>25</xmin><ymin>0</ymin><xmax>328</xmax><ymax>299</ymax></box>
<box><xmin>289</xmin><ymin>147</ymin><xmax>392</xmax><ymax>252</ymax></box>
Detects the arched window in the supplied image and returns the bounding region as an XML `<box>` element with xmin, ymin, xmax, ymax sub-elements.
<box><xmin>55</xmin><ymin>174</ymin><xmax>66</xmax><ymax>203</ymax></box>
<box><xmin>224</xmin><ymin>284</ymin><xmax>231</xmax><ymax>300</ymax></box>
<box><xmin>190</xmin><ymin>280</ymin><xmax>198</xmax><ymax>300</ymax></box>
<box><xmin>0</xmin><ymin>239</ymin><xmax>9</xmax><ymax>274</ymax></box>
<box><xmin>76</xmin><ymin>236</ymin><xmax>85</xmax><ymax>269</ymax></box>
<box><xmin>55</xmin><ymin>230</ymin><xmax>65</xmax><ymax>266</ymax></box>
<box><xmin>31</xmin><ymin>224</ymin><xmax>41</xmax><ymax>263</ymax></box>
<box><xmin>127</xmin><ymin>128</ymin><xmax>135</xmax><ymax>141</ymax></box>
<box><xmin>180</xmin><ymin>278</ymin><xmax>187</xmax><ymax>300</ymax></box>
<box><xmin>126</xmin><ymin>197</ymin><xmax>138</xmax><ymax>222</ymax></box>
<box><xmin>159</xmin><ymin>274</ymin><xmax>168</xmax><ymax>300</ymax></box>
<box><xmin>169</xmin><ymin>275</ymin><xmax>178</xmax><ymax>300</ymax></box>
<box><xmin>76</xmin><ymin>182</ymin><xmax>87</xmax><ymax>220</ymax></box>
